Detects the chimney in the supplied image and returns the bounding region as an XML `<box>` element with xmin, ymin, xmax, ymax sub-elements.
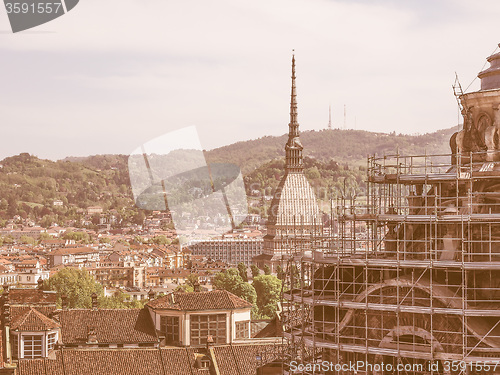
<box><xmin>91</xmin><ymin>292</ymin><xmax>98</xmax><ymax>310</ymax></box>
<box><xmin>206</xmin><ymin>335</ymin><xmax>214</xmax><ymax>349</ymax></box>
<box><xmin>61</xmin><ymin>294</ymin><xmax>68</xmax><ymax>310</ymax></box>
<box><xmin>193</xmin><ymin>281</ymin><xmax>201</xmax><ymax>293</ymax></box>
<box><xmin>87</xmin><ymin>326</ymin><xmax>98</xmax><ymax>344</ymax></box>
<box><xmin>148</xmin><ymin>289</ymin><xmax>155</xmax><ymax>300</ymax></box>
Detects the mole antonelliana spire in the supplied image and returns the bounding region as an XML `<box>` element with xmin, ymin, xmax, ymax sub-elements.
<box><xmin>253</xmin><ymin>53</ymin><xmax>322</xmax><ymax>272</ymax></box>
<box><xmin>285</xmin><ymin>54</ymin><xmax>304</xmax><ymax>172</ymax></box>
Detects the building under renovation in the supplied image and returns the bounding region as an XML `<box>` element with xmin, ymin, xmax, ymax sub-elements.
<box><xmin>283</xmin><ymin>45</ymin><xmax>500</xmax><ymax>374</ymax></box>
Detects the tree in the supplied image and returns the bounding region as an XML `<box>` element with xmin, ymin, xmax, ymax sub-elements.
<box><xmin>276</xmin><ymin>265</ymin><xmax>284</xmax><ymax>280</ymax></box>
<box><xmin>263</xmin><ymin>264</ymin><xmax>271</xmax><ymax>275</ymax></box>
<box><xmin>99</xmin><ymin>237</ymin><xmax>111</xmax><ymax>244</ymax></box>
<box><xmin>289</xmin><ymin>264</ymin><xmax>301</xmax><ymax>289</ymax></box>
<box><xmin>132</xmin><ymin>211</ymin><xmax>146</xmax><ymax>225</ymax></box>
<box><xmin>213</xmin><ymin>268</ymin><xmax>257</xmax><ymax>314</ymax></box>
<box><xmin>252</xmin><ymin>275</ymin><xmax>282</xmax><ymax>319</ymax></box>
<box><xmin>62</xmin><ymin>231</ymin><xmax>90</xmax><ymax>244</ymax></box>
<box><xmin>19</xmin><ymin>235</ymin><xmax>36</xmax><ymax>245</ymax></box>
<box><xmin>237</xmin><ymin>262</ymin><xmax>248</xmax><ymax>282</ymax></box>
<box><xmin>175</xmin><ymin>284</ymin><xmax>194</xmax><ymax>293</ymax></box>
<box><xmin>151</xmin><ymin>235</ymin><xmax>170</xmax><ymax>245</ymax></box>
<box><xmin>39</xmin><ymin>232</ymin><xmax>52</xmax><ymax>241</ymax></box>
<box><xmin>98</xmin><ymin>290</ymin><xmax>145</xmax><ymax>309</ymax></box>
<box><xmin>250</xmin><ymin>264</ymin><xmax>260</xmax><ymax>278</ymax></box>
<box><xmin>44</xmin><ymin>268</ymin><xmax>103</xmax><ymax>308</ymax></box>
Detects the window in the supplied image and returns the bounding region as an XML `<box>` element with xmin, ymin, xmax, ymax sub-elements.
<box><xmin>23</xmin><ymin>335</ymin><xmax>42</xmax><ymax>359</ymax></box>
<box><xmin>48</xmin><ymin>332</ymin><xmax>57</xmax><ymax>351</ymax></box>
<box><xmin>235</xmin><ymin>321</ymin><xmax>249</xmax><ymax>339</ymax></box>
<box><xmin>11</xmin><ymin>334</ymin><xmax>18</xmax><ymax>360</ymax></box>
<box><xmin>160</xmin><ymin>316</ymin><xmax>179</xmax><ymax>344</ymax></box>
<box><xmin>190</xmin><ymin>314</ymin><xmax>226</xmax><ymax>346</ymax></box>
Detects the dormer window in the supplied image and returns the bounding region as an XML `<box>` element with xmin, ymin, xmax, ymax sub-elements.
<box><xmin>10</xmin><ymin>307</ymin><xmax>60</xmax><ymax>360</ymax></box>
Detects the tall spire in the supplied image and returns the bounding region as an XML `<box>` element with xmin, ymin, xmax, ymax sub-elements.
<box><xmin>285</xmin><ymin>52</ymin><xmax>304</xmax><ymax>172</ymax></box>
<box><xmin>289</xmin><ymin>54</ymin><xmax>299</xmax><ymax>136</ymax></box>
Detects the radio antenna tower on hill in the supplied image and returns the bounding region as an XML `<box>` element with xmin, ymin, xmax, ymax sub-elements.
<box><xmin>343</xmin><ymin>104</ymin><xmax>346</xmax><ymax>129</ymax></box>
<box><xmin>328</xmin><ymin>105</ymin><xmax>332</xmax><ymax>130</ymax></box>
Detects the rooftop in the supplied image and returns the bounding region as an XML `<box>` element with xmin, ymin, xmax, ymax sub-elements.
<box><xmin>147</xmin><ymin>290</ymin><xmax>252</xmax><ymax>311</ymax></box>
<box><xmin>53</xmin><ymin>308</ymin><xmax>158</xmax><ymax>345</ymax></box>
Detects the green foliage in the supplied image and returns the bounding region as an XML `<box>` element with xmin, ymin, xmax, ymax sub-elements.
<box><xmin>263</xmin><ymin>265</ymin><xmax>271</xmax><ymax>275</ymax></box>
<box><xmin>44</xmin><ymin>267</ymin><xmax>103</xmax><ymax>308</ymax></box>
<box><xmin>0</xmin><ymin>236</ymin><xmax>13</xmax><ymax>245</ymax></box>
<box><xmin>0</xmin><ymin>153</ymin><xmax>134</xmax><ymax>223</ymax></box>
<box><xmin>276</xmin><ymin>265</ymin><xmax>284</xmax><ymax>280</ymax></box>
<box><xmin>62</xmin><ymin>231</ymin><xmax>90</xmax><ymax>244</ymax></box>
<box><xmin>38</xmin><ymin>232</ymin><xmax>52</xmax><ymax>241</ymax></box>
<box><xmin>206</xmin><ymin>127</ymin><xmax>456</xmax><ymax>175</ymax></box>
<box><xmin>289</xmin><ymin>264</ymin><xmax>301</xmax><ymax>289</ymax></box>
<box><xmin>213</xmin><ymin>268</ymin><xmax>257</xmax><ymax>316</ymax></box>
<box><xmin>252</xmin><ymin>274</ymin><xmax>282</xmax><ymax>319</ymax></box>
<box><xmin>175</xmin><ymin>284</ymin><xmax>194</xmax><ymax>293</ymax></box>
<box><xmin>150</xmin><ymin>235</ymin><xmax>171</xmax><ymax>245</ymax></box>
<box><xmin>186</xmin><ymin>273</ymin><xmax>199</xmax><ymax>288</ymax></box>
<box><xmin>237</xmin><ymin>262</ymin><xmax>248</xmax><ymax>282</ymax></box>
<box><xmin>174</xmin><ymin>273</ymin><xmax>199</xmax><ymax>293</ymax></box>
<box><xmin>98</xmin><ymin>290</ymin><xmax>145</xmax><ymax>309</ymax></box>
<box><xmin>0</xmin><ymin>128</ymin><xmax>456</xmax><ymax>224</ymax></box>
<box><xmin>250</xmin><ymin>264</ymin><xmax>260</xmax><ymax>278</ymax></box>
<box><xmin>19</xmin><ymin>235</ymin><xmax>35</xmax><ymax>245</ymax></box>
<box><xmin>99</xmin><ymin>237</ymin><xmax>111</xmax><ymax>244</ymax></box>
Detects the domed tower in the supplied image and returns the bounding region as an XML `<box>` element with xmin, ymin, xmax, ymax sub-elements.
<box><xmin>455</xmin><ymin>44</ymin><xmax>500</xmax><ymax>160</ymax></box>
<box><xmin>283</xmin><ymin>44</ymin><xmax>500</xmax><ymax>373</ymax></box>
<box><xmin>254</xmin><ymin>55</ymin><xmax>322</xmax><ymax>272</ymax></box>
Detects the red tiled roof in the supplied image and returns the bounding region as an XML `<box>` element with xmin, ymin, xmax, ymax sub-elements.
<box><xmin>8</xmin><ymin>289</ymin><xmax>58</xmax><ymax>304</ymax></box>
<box><xmin>11</xmin><ymin>307</ymin><xmax>60</xmax><ymax>331</ymax></box>
<box><xmin>212</xmin><ymin>344</ymin><xmax>282</xmax><ymax>375</ymax></box>
<box><xmin>16</xmin><ymin>345</ymin><xmax>281</xmax><ymax>375</ymax></box>
<box><xmin>11</xmin><ymin>305</ymin><xmax>57</xmax><ymax>321</ymax></box>
<box><xmin>53</xmin><ymin>308</ymin><xmax>158</xmax><ymax>345</ymax></box>
<box><xmin>49</xmin><ymin>247</ymin><xmax>97</xmax><ymax>256</ymax></box>
<box><xmin>147</xmin><ymin>290</ymin><xmax>252</xmax><ymax>311</ymax></box>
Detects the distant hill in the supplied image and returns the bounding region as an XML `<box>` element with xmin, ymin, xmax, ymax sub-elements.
<box><xmin>0</xmin><ymin>153</ymin><xmax>138</xmax><ymax>227</ymax></box>
<box><xmin>0</xmin><ymin>127</ymin><xmax>457</xmax><ymax>224</ymax></box>
<box><xmin>205</xmin><ymin>127</ymin><xmax>457</xmax><ymax>174</ymax></box>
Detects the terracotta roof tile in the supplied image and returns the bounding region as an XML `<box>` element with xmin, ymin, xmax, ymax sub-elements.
<box><xmin>213</xmin><ymin>344</ymin><xmax>282</xmax><ymax>375</ymax></box>
<box><xmin>11</xmin><ymin>307</ymin><xmax>60</xmax><ymax>331</ymax></box>
<box><xmin>15</xmin><ymin>344</ymin><xmax>282</xmax><ymax>375</ymax></box>
<box><xmin>10</xmin><ymin>305</ymin><xmax>57</xmax><ymax>322</ymax></box>
<box><xmin>53</xmin><ymin>309</ymin><xmax>158</xmax><ymax>345</ymax></box>
<box><xmin>147</xmin><ymin>290</ymin><xmax>252</xmax><ymax>311</ymax></box>
<box><xmin>8</xmin><ymin>289</ymin><xmax>58</xmax><ymax>304</ymax></box>
<box><xmin>49</xmin><ymin>247</ymin><xmax>98</xmax><ymax>256</ymax></box>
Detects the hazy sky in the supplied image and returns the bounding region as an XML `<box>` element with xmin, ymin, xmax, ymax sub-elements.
<box><xmin>1</xmin><ymin>0</ymin><xmax>499</xmax><ymax>160</ymax></box>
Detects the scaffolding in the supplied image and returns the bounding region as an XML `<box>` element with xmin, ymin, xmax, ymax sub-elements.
<box><xmin>282</xmin><ymin>150</ymin><xmax>500</xmax><ymax>374</ymax></box>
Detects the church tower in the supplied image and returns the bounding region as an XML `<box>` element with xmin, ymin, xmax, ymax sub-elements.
<box><xmin>254</xmin><ymin>55</ymin><xmax>322</xmax><ymax>271</ymax></box>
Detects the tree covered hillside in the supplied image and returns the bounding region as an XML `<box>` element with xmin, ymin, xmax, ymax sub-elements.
<box><xmin>0</xmin><ymin>127</ymin><xmax>455</xmax><ymax>224</ymax></box>
<box><xmin>206</xmin><ymin>127</ymin><xmax>457</xmax><ymax>174</ymax></box>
